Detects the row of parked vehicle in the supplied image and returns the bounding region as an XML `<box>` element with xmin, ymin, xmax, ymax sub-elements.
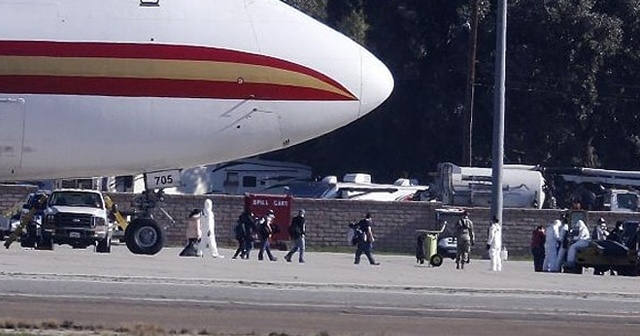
<box><xmin>1</xmin><ymin>188</ymin><xmax>166</xmax><ymax>255</ymax></box>
<box><xmin>1</xmin><ymin>189</ymin><xmax>112</xmax><ymax>252</ymax></box>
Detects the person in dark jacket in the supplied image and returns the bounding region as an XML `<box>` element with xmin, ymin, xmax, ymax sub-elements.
<box><xmin>232</xmin><ymin>209</ymin><xmax>256</xmax><ymax>259</ymax></box>
<box><xmin>531</xmin><ymin>225</ymin><xmax>546</xmax><ymax>272</ymax></box>
<box><xmin>607</xmin><ymin>221</ymin><xmax>625</xmax><ymax>244</ymax></box>
<box><xmin>354</xmin><ymin>212</ymin><xmax>380</xmax><ymax>265</ymax></box>
<box><xmin>284</xmin><ymin>209</ymin><xmax>306</xmax><ymax>263</ymax></box>
<box><xmin>257</xmin><ymin>209</ymin><xmax>277</xmax><ymax>261</ymax></box>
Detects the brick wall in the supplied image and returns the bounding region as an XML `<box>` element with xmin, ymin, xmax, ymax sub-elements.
<box><xmin>3</xmin><ymin>184</ymin><xmax>639</xmax><ymax>257</ymax></box>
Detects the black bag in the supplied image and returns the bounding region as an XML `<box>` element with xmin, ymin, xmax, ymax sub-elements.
<box><xmin>234</xmin><ymin>222</ymin><xmax>245</xmax><ymax>240</ymax></box>
<box><xmin>351</xmin><ymin>227</ymin><xmax>364</xmax><ymax>245</ymax></box>
<box><xmin>347</xmin><ymin>222</ymin><xmax>365</xmax><ymax>245</ymax></box>
<box><xmin>179</xmin><ymin>240</ymin><xmax>199</xmax><ymax>257</ymax></box>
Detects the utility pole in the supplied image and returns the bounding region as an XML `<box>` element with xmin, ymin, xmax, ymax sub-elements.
<box><xmin>491</xmin><ymin>0</ymin><xmax>507</xmax><ymax>225</ymax></box>
<box><xmin>462</xmin><ymin>0</ymin><xmax>479</xmax><ymax>166</ymax></box>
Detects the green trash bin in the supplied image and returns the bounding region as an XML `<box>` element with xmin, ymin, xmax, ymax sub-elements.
<box><xmin>415</xmin><ymin>230</ymin><xmax>443</xmax><ymax>267</ymax></box>
<box><xmin>425</xmin><ymin>231</ymin><xmax>443</xmax><ymax>267</ymax></box>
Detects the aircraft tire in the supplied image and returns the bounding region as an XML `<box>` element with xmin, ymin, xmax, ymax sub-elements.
<box><xmin>125</xmin><ymin>218</ymin><xmax>164</xmax><ymax>255</ymax></box>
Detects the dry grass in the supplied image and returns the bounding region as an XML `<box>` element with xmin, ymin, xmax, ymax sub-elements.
<box><xmin>0</xmin><ymin>318</ymin><xmax>338</xmax><ymax>336</ymax></box>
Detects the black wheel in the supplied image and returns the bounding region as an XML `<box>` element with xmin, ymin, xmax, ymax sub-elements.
<box><xmin>20</xmin><ymin>234</ymin><xmax>36</xmax><ymax>248</ymax></box>
<box><xmin>593</xmin><ymin>266</ymin><xmax>609</xmax><ymax>275</ymax></box>
<box><xmin>96</xmin><ymin>235</ymin><xmax>112</xmax><ymax>253</ymax></box>
<box><xmin>615</xmin><ymin>266</ymin><xmax>639</xmax><ymax>276</ymax></box>
<box><xmin>429</xmin><ymin>254</ymin><xmax>444</xmax><ymax>267</ymax></box>
<box><xmin>35</xmin><ymin>234</ymin><xmax>54</xmax><ymax>251</ymax></box>
<box><xmin>125</xmin><ymin>218</ymin><xmax>164</xmax><ymax>255</ymax></box>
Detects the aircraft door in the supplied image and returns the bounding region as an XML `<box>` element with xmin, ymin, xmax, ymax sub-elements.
<box><xmin>0</xmin><ymin>98</ymin><xmax>25</xmax><ymax>176</ymax></box>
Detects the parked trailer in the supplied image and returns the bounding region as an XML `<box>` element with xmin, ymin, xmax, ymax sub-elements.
<box><xmin>434</xmin><ymin>162</ymin><xmax>546</xmax><ymax>209</ymax></box>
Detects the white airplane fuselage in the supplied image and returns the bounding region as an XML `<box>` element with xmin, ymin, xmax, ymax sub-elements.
<box><xmin>0</xmin><ymin>0</ymin><xmax>393</xmax><ymax>181</ymax></box>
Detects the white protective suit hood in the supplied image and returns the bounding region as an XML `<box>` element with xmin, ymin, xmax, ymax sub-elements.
<box><xmin>204</xmin><ymin>199</ymin><xmax>213</xmax><ymax>212</ymax></box>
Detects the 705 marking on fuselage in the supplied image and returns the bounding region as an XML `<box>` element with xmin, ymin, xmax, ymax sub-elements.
<box><xmin>144</xmin><ymin>170</ymin><xmax>182</xmax><ymax>189</ymax></box>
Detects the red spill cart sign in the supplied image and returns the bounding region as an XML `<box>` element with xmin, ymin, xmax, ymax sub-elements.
<box><xmin>244</xmin><ymin>193</ymin><xmax>292</xmax><ymax>248</ymax></box>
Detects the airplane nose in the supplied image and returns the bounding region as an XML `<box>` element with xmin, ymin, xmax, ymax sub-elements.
<box><xmin>359</xmin><ymin>49</ymin><xmax>394</xmax><ymax>116</ymax></box>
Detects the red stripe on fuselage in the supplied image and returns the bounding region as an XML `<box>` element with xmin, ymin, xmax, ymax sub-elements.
<box><xmin>0</xmin><ymin>40</ymin><xmax>355</xmax><ymax>100</ymax></box>
<box><xmin>0</xmin><ymin>75</ymin><xmax>352</xmax><ymax>101</ymax></box>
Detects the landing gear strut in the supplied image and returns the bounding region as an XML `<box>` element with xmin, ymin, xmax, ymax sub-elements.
<box><xmin>109</xmin><ymin>188</ymin><xmax>174</xmax><ymax>255</ymax></box>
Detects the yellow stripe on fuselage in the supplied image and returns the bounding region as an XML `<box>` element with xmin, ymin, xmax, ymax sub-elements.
<box><xmin>0</xmin><ymin>56</ymin><xmax>355</xmax><ymax>99</ymax></box>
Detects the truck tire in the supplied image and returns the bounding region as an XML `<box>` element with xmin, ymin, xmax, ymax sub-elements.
<box><xmin>35</xmin><ymin>234</ymin><xmax>54</xmax><ymax>251</ymax></box>
<box><xmin>125</xmin><ymin>218</ymin><xmax>164</xmax><ymax>255</ymax></box>
<box><xmin>20</xmin><ymin>234</ymin><xmax>36</xmax><ymax>248</ymax></box>
<box><xmin>96</xmin><ymin>235</ymin><xmax>112</xmax><ymax>253</ymax></box>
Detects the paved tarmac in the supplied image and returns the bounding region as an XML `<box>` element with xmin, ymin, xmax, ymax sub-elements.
<box><xmin>1</xmin><ymin>244</ymin><xmax>639</xmax><ymax>335</ymax></box>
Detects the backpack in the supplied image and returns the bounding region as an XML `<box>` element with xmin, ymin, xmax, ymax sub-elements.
<box><xmin>347</xmin><ymin>222</ymin><xmax>364</xmax><ymax>245</ymax></box>
<box><xmin>234</xmin><ymin>221</ymin><xmax>245</xmax><ymax>240</ymax></box>
<box><xmin>257</xmin><ymin>218</ymin><xmax>271</xmax><ymax>238</ymax></box>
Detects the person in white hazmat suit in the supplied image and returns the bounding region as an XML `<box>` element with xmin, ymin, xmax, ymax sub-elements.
<box><xmin>566</xmin><ymin>219</ymin><xmax>591</xmax><ymax>269</ymax></box>
<box><xmin>553</xmin><ymin>218</ymin><xmax>570</xmax><ymax>272</ymax></box>
<box><xmin>543</xmin><ymin>220</ymin><xmax>562</xmax><ymax>272</ymax></box>
<box><xmin>200</xmin><ymin>199</ymin><xmax>224</xmax><ymax>258</ymax></box>
<box><xmin>486</xmin><ymin>217</ymin><xmax>502</xmax><ymax>272</ymax></box>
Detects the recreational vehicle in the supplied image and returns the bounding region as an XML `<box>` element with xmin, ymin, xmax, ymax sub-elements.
<box><xmin>285</xmin><ymin>173</ymin><xmax>428</xmax><ymax>201</ymax></box>
<box><xmin>107</xmin><ymin>159</ymin><xmax>312</xmax><ymax>195</ymax></box>
<box><xmin>434</xmin><ymin>162</ymin><xmax>546</xmax><ymax>209</ymax></box>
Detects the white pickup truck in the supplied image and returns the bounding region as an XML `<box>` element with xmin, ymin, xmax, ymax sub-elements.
<box><xmin>40</xmin><ymin>189</ymin><xmax>112</xmax><ymax>252</ymax></box>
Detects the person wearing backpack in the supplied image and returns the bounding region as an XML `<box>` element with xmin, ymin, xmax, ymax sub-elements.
<box><xmin>232</xmin><ymin>213</ymin><xmax>247</xmax><ymax>259</ymax></box>
<box><xmin>455</xmin><ymin>211</ymin><xmax>475</xmax><ymax>269</ymax></box>
<box><xmin>257</xmin><ymin>209</ymin><xmax>278</xmax><ymax>261</ymax></box>
<box><xmin>354</xmin><ymin>212</ymin><xmax>380</xmax><ymax>265</ymax></box>
<box><xmin>232</xmin><ymin>209</ymin><xmax>255</xmax><ymax>259</ymax></box>
<box><xmin>284</xmin><ymin>209</ymin><xmax>306</xmax><ymax>263</ymax></box>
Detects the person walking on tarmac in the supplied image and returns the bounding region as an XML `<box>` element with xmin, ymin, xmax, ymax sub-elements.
<box><xmin>543</xmin><ymin>219</ymin><xmax>562</xmax><ymax>272</ymax></box>
<box><xmin>257</xmin><ymin>209</ymin><xmax>278</xmax><ymax>261</ymax></box>
<box><xmin>455</xmin><ymin>211</ymin><xmax>475</xmax><ymax>269</ymax></box>
<box><xmin>486</xmin><ymin>216</ymin><xmax>502</xmax><ymax>272</ymax></box>
<box><xmin>201</xmin><ymin>199</ymin><xmax>223</xmax><ymax>258</ymax></box>
<box><xmin>232</xmin><ymin>209</ymin><xmax>256</xmax><ymax>259</ymax></box>
<box><xmin>354</xmin><ymin>212</ymin><xmax>380</xmax><ymax>265</ymax></box>
<box><xmin>284</xmin><ymin>209</ymin><xmax>306</xmax><ymax>263</ymax></box>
